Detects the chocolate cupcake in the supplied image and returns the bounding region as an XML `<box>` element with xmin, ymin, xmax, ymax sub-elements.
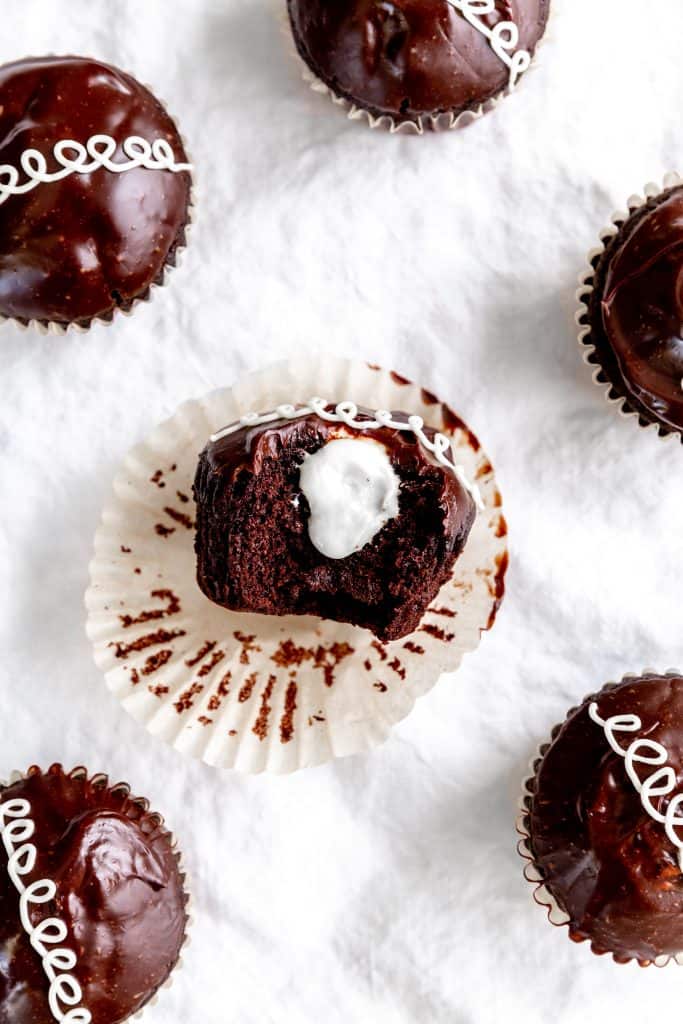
<box><xmin>519</xmin><ymin>672</ymin><xmax>683</xmax><ymax>965</ymax></box>
<box><xmin>194</xmin><ymin>400</ymin><xmax>479</xmax><ymax>641</ymax></box>
<box><xmin>287</xmin><ymin>0</ymin><xmax>551</xmax><ymax>132</ymax></box>
<box><xmin>0</xmin><ymin>764</ymin><xmax>189</xmax><ymax>1021</ymax></box>
<box><xmin>0</xmin><ymin>56</ymin><xmax>192</xmax><ymax>331</ymax></box>
<box><xmin>577</xmin><ymin>174</ymin><xmax>683</xmax><ymax>442</ymax></box>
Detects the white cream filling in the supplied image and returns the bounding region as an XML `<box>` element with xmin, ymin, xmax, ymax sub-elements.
<box><xmin>298</xmin><ymin>438</ymin><xmax>400</xmax><ymax>560</ymax></box>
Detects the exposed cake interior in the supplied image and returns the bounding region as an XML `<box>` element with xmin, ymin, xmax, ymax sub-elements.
<box><xmin>194</xmin><ymin>408</ymin><xmax>476</xmax><ymax>641</ymax></box>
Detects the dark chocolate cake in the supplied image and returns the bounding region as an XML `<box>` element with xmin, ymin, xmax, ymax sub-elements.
<box><xmin>287</xmin><ymin>0</ymin><xmax>551</xmax><ymax>127</ymax></box>
<box><xmin>0</xmin><ymin>765</ymin><xmax>188</xmax><ymax>1023</ymax></box>
<box><xmin>524</xmin><ymin>673</ymin><xmax>683</xmax><ymax>964</ymax></box>
<box><xmin>581</xmin><ymin>184</ymin><xmax>683</xmax><ymax>438</ymax></box>
<box><xmin>0</xmin><ymin>56</ymin><xmax>192</xmax><ymax>327</ymax></box>
<box><xmin>194</xmin><ymin>403</ymin><xmax>477</xmax><ymax>641</ymax></box>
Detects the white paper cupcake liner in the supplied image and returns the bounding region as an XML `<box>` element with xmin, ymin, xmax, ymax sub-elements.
<box><xmin>0</xmin><ymin>763</ymin><xmax>192</xmax><ymax>1019</ymax></box>
<box><xmin>86</xmin><ymin>358</ymin><xmax>508</xmax><ymax>774</ymax></box>
<box><xmin>575</xmin><ymin>171</ymin><xmax>683</xmax><ymax>444</ymax></box>
<box><xmin>0</xmin><ymin>55</ymin><xmax>195</xmax><ymax>336</ymax></box>
<box><xmin>283</xmin><ymin>0</ymin><xmax>553</xmax><ymax>135</ymax></box>
<box><xmin>516</xmin><ymin>669</ymin><xmax>683</xmax><ymax>967</ymax></box>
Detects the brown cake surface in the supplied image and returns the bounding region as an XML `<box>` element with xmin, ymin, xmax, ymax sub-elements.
<box><xmin>194</xmin><ymin>407</ymin><xmax>476</xmax><ymax>641</ymax></box>
<box><xmin>528</xmin><ymin>674</ymin><xmax>683</xmax><ymax>964</ymax></box>
<box><xmin>0</xmin><ymin>765</ymin><xmax>188</xmax><ymax>1024</ymax></box>
<box><xmin>0</xmin><ymin>56</ymin><xmax>192</xmax><ymax>326</ymax></box>
<box><xmin>287</xmin><ymin>0</ymin><xmax>551</xmax><ymax>123</ymax></box>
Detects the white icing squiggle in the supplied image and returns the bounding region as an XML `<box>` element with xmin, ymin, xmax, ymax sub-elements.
<box><xmin>0</xmin><ymin>134</ymin><xmax>192</xmax><ymax>207</ymax></box>
<box><xmin>210</xmin><ymin>398</ymin><xmax>484</xmax><ymax>509</ymax></box>
<box><xmin>0</xmin><ymin>798</ymin><xmax>92</xmax><ymax>1024</ymax></box>
<box><xmin>447</xmin><ymin>0</ymin><xmax>532</xmax><ymax>88</ymax></box>
<box><xmin>589</xmin><ymin>702</ymin><xmax>683</xmax><ymax>870</ymax></box>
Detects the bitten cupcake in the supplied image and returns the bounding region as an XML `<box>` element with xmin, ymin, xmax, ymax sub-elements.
<box><xmin>0</xmin><ymin>764</ymin><xmax>189</xmax><ymax>1022</ymax></box>
<box><xmin>0</xmin><ymin>56</ymin><xmax>192</xmax><ymax>330</ymax></box>
<box><xmin>194</xmin><ymin>400</ymin><xmax>479</xmax><ymax>642</ymax></box>
<box><xmin>287</xmin><ymin>0</ymin><xmax>551</xmax><ymax>131</ymax></box>
<box><xmin>577</xmin><ymin>174</ymin><xmax>683</xmax><ymax>441</ymax></box>
<box><xmin>87</xmin><ymin>359</ymin><xmax>507</xmax><ymax>772</ymax></box>
<box><xmin>519</xmin><ymin>672</ymin><xmax>683</xmax><ymax>965</ymax></box>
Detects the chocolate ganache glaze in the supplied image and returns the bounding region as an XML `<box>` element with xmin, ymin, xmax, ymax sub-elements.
<box><xmin>0</xmin><ymin>56</ymin><xmax>191</xmax><ymax>326</ymax></box>
<box><xmin>194</xmin><ymin>406</ymin><xmax>476</xmax><ymax>641</ymax></box>
<box><xmin>528</xmin><ymin>674</ymin><xmax>683</xmax><ymax>964</ymax></box>
<box><xmin>287</xmin><ymin>0</ymin><xmax>551</xmax><ymax>123</ymax></box>
<box><xmin>591</xmin><ymin>188</ymin><xmax>683</xmax><ymax>434</ymax></box>
<box><xmin>0</xmin><ymin>765</ymin><xmax>188</xmax><ymax>1024</ymax></box>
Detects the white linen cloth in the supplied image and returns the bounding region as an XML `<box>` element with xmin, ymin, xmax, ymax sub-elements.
<box><xmin>1</xmin><ymin>1</ymin><xmax>683</xmax><ymax>1021</ymax></box>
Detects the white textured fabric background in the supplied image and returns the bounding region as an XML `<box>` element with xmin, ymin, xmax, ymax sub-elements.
<box><xmin>1</xmin><ymin>1</ymin><xmax>683</xmax><ymax>1021</ymax></box>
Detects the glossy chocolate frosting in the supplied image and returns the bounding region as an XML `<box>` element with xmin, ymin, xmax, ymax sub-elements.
<box><xmin>0</xmin><ymin>56</ymin><xmax>191</xmax><ymax>326</ymax></box>
<box><xmin>287</xmin><ymin>0</ymin><xmax>550</xmax><ymax>122</ymax></box>
<box><xmin>596</xmin><ymin>188</ymin><xmax>683</xmax><ymax>433</ymax></box>
<box><xmin>528</xmin><ymin>674</ymin><xmax>683</xmax><ymax>964</ymax></box>
<box><xmin>202</xmin><ymin>408</ymin><xmax>474</xmax><ymax>545</ymax></box>
<box><xmin>0</xmin><ymin>765</ymin><xmax>188</xmax><ymax>1024</ymax></box>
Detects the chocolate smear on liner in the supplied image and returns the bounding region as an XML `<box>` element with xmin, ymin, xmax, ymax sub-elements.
<box><xmin>234</xmin><ymin>631</ymin><xmax>262</xmax><ymax>665</ymax></box>
<box><xmin>110</xmin><ymin>627</ymin><xmax>186</xmax><ymax>660</ymax></box>
<box><xmin>419</xmin><ymin>623</ymin><xmax>455</xmax><ymax>643</ymax></box>
<box><xmin>238</xmin><ymin>672</ymin><xmax>258</xmax><ymax>703</ymax></box>
<box><xmin>119</xmin><ymin>588</ymin><xmax>181</xmax><ymax>628</ymax></box>
<box><xmin>185</xmin><ymin>641</ymin><xmax>216</xmax><ymax>667</ymax></box>
<box><xmin>280</xmin><ymin>682</ymin><xmax>298</xmax><ymax>744</ymax></box>
<box><xmin>253</xmin><ymin>675</ymin><xmax>277</xmax><ymax>741</ymax></box>
<box><xmin>141</xmin><ymin>649</ymin><xmax>173</xmax><ymax>676</ymax></box>
<box><xmin>174</xmin><ymin>682</ymin><xmax>204</xmax><ymax>714</ymax></box>
<box><xmin>163</xmin><ymin>506</ymin><xmax>194</xmax><ymax>530</ymax></box>
<box><xmin>207</xmin><ymin>671</ymin><xmax>232</xmax><ymax>711</ymax></box>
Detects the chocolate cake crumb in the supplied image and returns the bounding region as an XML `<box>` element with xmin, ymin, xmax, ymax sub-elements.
<box><xmin>155</xmin><ymin>523</ymin><xmax>174</xmax><ymax>537</ymax></box>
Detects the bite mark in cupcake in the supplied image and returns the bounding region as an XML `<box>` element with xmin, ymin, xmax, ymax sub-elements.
<box><xmin>193</xmin><ymin>400</ymin><xmax>480</xmax><ymax>641</ymax></box>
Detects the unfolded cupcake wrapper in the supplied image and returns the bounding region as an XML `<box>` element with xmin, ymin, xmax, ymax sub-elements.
<box><xmin>86</xmin><ymin>357</ymin><xmax>508</xmax><ymax>774</ymax></box>
<box><xmin>516</xmin><ymin>669</ymin><xmax>683</xmax><ymax>968</ymax></box>
<box><xmin>575</xmin><ymin>171</ymin><xmax>683</xmax><ymax>444</ymax></box>
<box><xmin>282</xmin><ymin>0</ymin><xmax>553</xmax><ymax>135</ymax></box>
<box><xmin>0</xmin><ymin>56</ymin><xmax>195</xmax><ymax>337</ymax></box>
<box><xmin>1</xmin><ymin>763</ymin><xmax>192</xmax><ymax>1020</ymax></box>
